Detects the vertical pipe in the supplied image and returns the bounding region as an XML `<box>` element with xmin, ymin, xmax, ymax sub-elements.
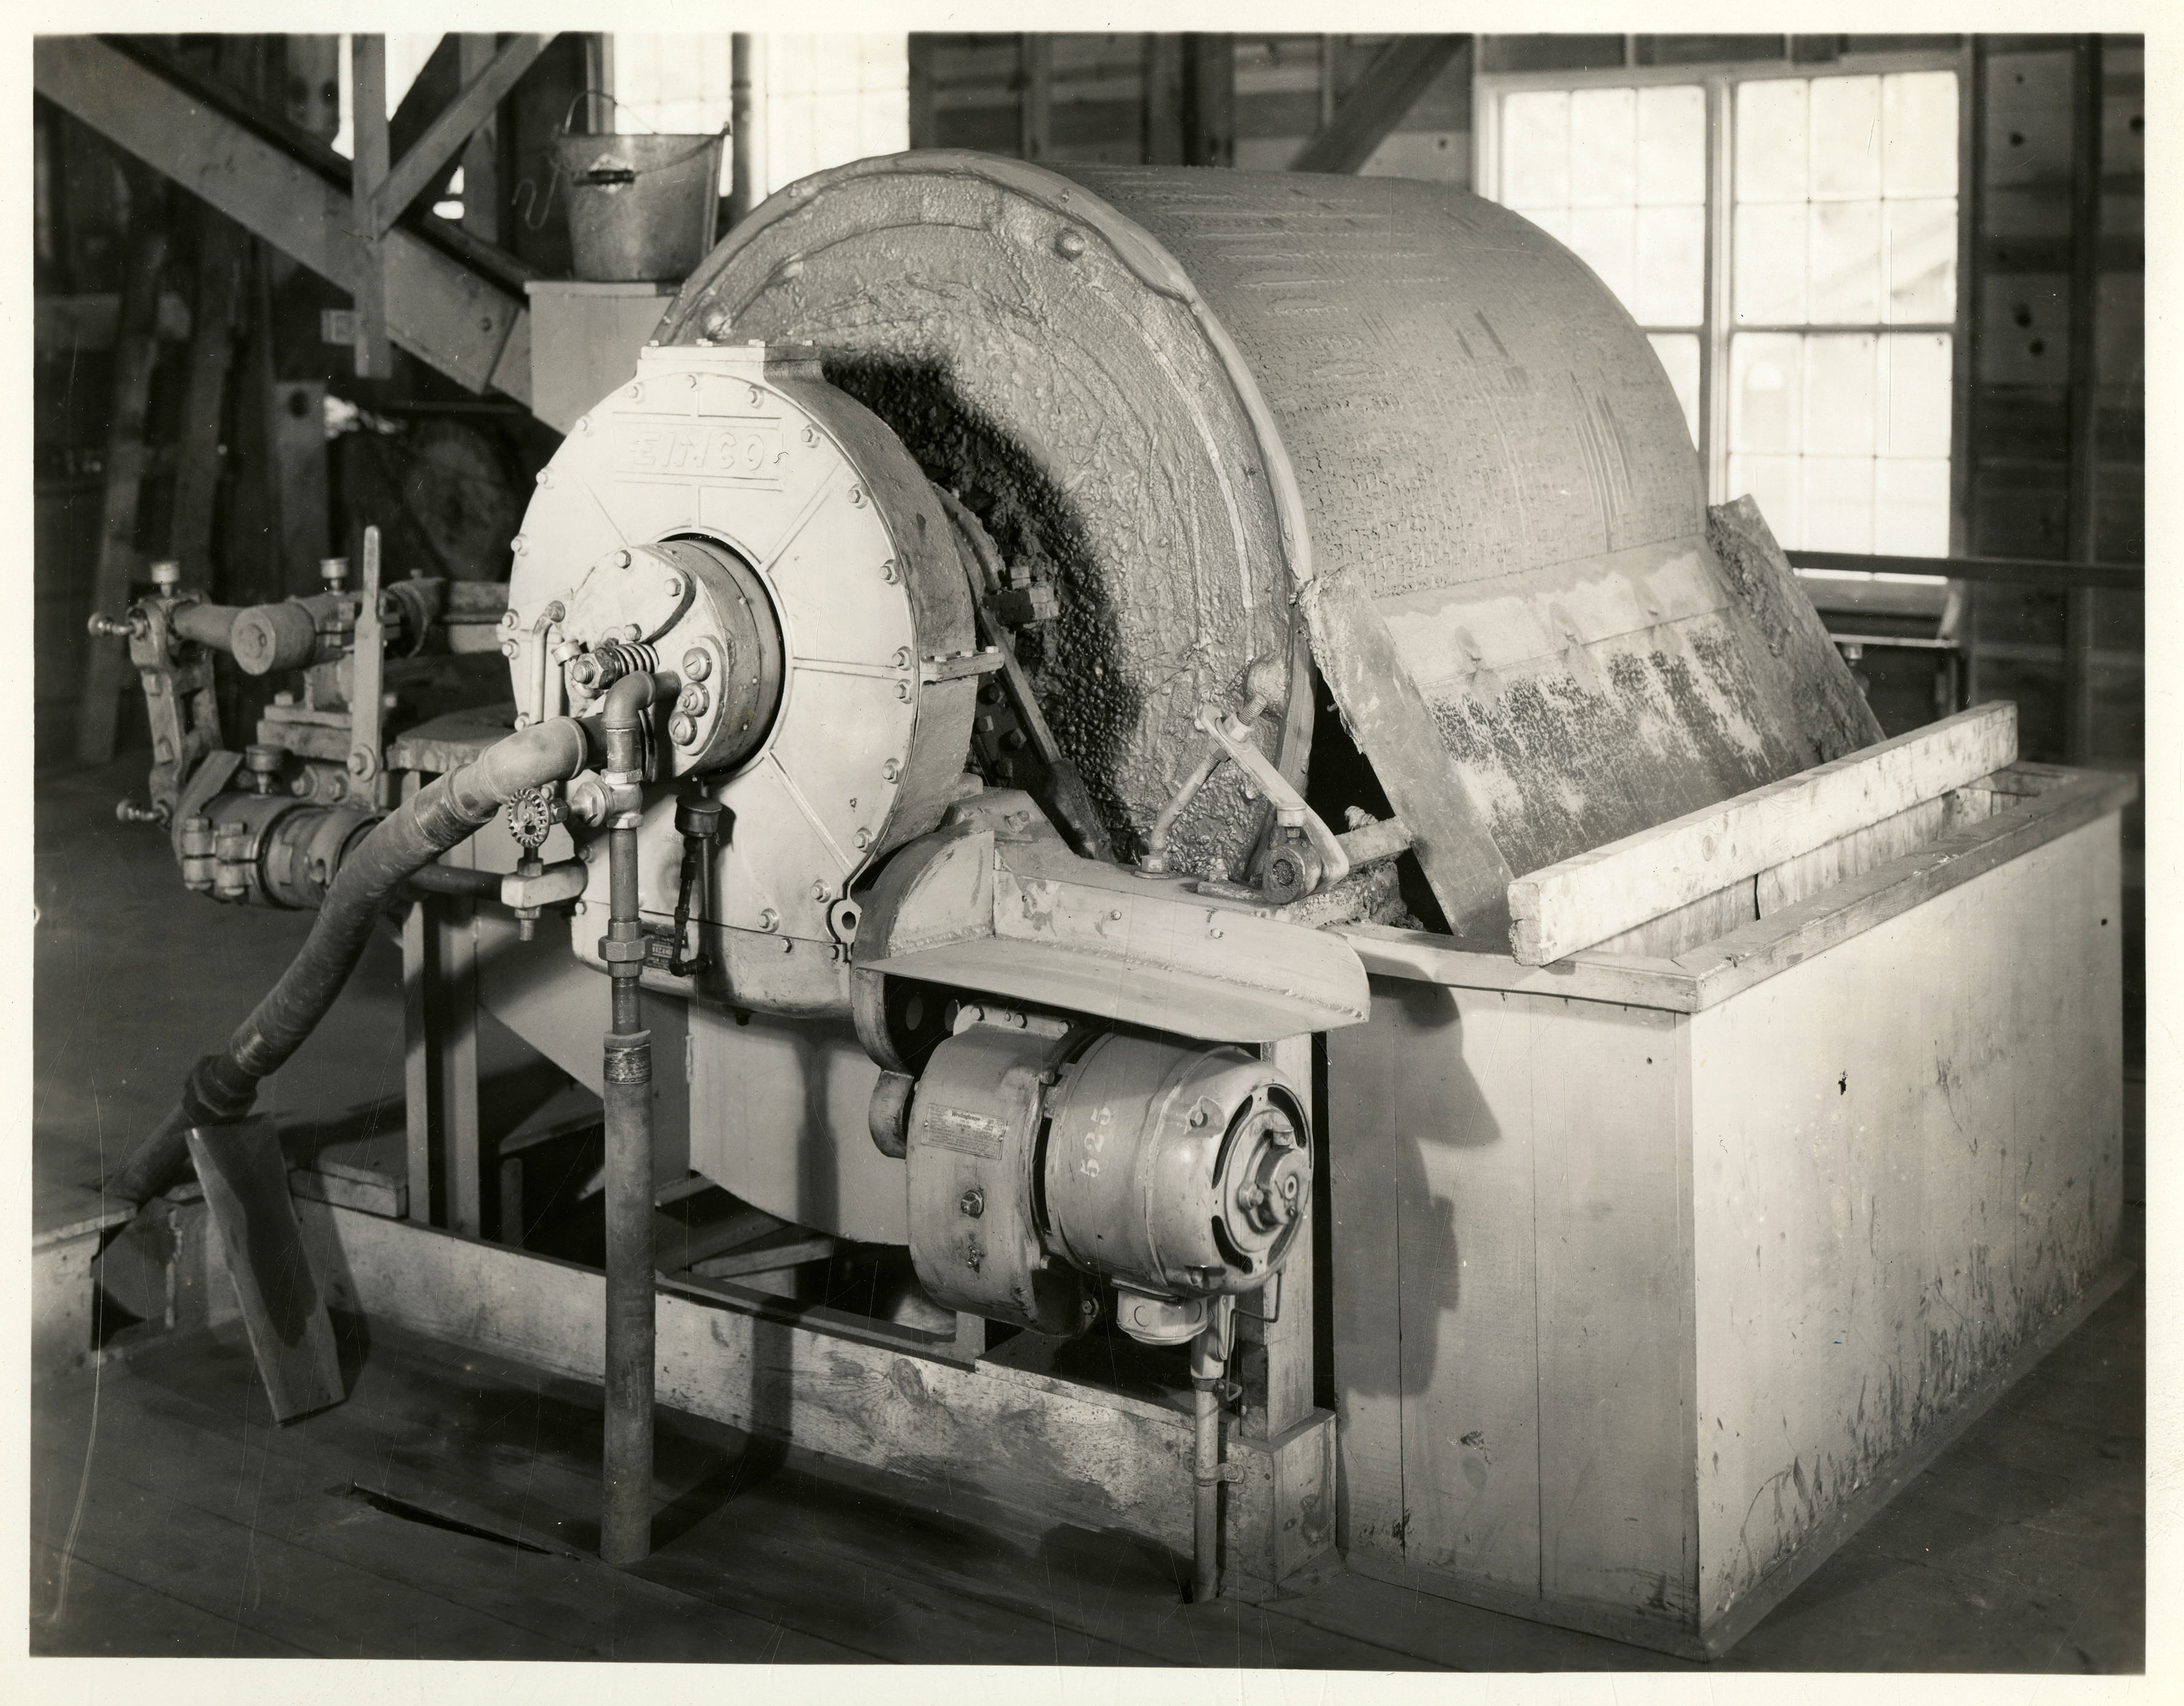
<box><xmin>730</xmin><ymin>34</ymin><xmax>766</xmax><ymax>224</ymax></box>
<box><xmin>599</xmin><ymin>817</ymin><xmax>654</xmax><ymax>1566</ymax></box>
<box><xmin>1188</xmin><ymin>1299</ymin><xmax>1233</xmax><ymax>1603</ymax></box>
<box><xmin>598</xmin><ymin>671</ymin><xmax>659</xmax><ymax>1568</ymax></box>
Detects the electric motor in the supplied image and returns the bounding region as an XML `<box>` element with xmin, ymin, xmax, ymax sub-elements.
<box><xmin>904</xmin><ymin>1007</ymin><xmax>1310</xmax><ymax>1344</ymax></box>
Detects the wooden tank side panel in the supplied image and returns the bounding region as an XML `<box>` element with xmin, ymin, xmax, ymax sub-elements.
<box><xmin>1327</xmin><ymin>979</ymin><xmax>1695</xmax><ymax>1622</ymax></box>
<box><xmin>1685</xmin><ymin>814</ymin><xmax>2125</xmax><ymax>1627</ymax></box>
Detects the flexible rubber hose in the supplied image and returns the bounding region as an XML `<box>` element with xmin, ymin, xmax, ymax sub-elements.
<box><xmin>108</xmin><ymin>716</ymin><xmax>595</xmax><ymax>1207</ymax></box>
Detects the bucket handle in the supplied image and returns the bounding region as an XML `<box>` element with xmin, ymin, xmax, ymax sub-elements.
<box><xmin>518</xmin><ymin>92</ymin><xmax>729</xmax><ymax>229</ymax></box>
<box><xmin>555</xmin><ymin>89</ymin><xmax>730</xmax><ymax>175</ymax></box>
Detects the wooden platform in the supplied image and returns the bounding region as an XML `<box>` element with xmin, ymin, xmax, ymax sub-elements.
<box><xmin>28</xmin><ymin>1272</ymin><xmax>2142</xmax><ymax>1667</ymax></box>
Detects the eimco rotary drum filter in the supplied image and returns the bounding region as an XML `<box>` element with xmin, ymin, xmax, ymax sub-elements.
<box><xmin>650</xmin><ymin>153</ymin><xmax>1875</xmax><ymax>936</ymax></box>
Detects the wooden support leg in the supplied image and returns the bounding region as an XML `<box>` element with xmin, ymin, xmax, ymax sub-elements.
<box><xmin>457</xmin><ymin>34</ymin><xmax>502</xmax><ymax>246</ymax></box>
<box><xmin>498</xmin><ymin>1155</ymin><xmax>526</xmax><ymax>1247</ymax></box>
<box><xmin>74</xmin><ymin>179</ymin><xmax>169</xmax><ymax>764</ymax></box>
<box><xmin>349</xmin><ymin>34</ymin><xmax>393</xmax><ymax>379</ymax></box>
<box><xmin>402</xmin><ymin>887</ymin><xmax>482</xmax><ymax>1232</ymax></box>
<box><xmin>170</xmin><ymin>208</ymin><xmax>248</xmax><ymax>584</ymax></box>
<box><xmin>437</xmin><ymin>900</ymin><xmax>483</xmax><ymax>1237</ymax></box>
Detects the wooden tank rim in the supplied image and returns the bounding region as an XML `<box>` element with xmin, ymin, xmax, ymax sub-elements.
<box><xmin>1338</xmin><ymin>761</ymin><xmax>2135</xmax><ymax>1014</ymax></box>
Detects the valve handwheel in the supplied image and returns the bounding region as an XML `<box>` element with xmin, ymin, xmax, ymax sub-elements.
<box><xmin>506</xmin><ymin>786</ymin><xmax>558</xmax><ymax>854</ymax></box>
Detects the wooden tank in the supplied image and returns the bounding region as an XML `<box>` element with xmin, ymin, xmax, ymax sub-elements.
<box><xmin>1326</xmin><ymin>724</ymin><xmax>2132</xmax><ymax>1656</ymax></box>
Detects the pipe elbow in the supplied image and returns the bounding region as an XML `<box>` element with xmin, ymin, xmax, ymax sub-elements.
<box><xmin>600</xmin><ymin>670</ymin><xmax>660</xmax><ymax>730</ymax></box>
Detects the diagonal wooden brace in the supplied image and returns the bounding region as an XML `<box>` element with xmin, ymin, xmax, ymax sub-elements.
<box><xmin>366</xmin><ymin>33</ymin><xmax>553</xmax><ymax>240</ymax></box>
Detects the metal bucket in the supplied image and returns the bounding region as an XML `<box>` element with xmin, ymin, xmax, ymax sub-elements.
<box><xmin>554</xmin><ymin>129</ymin><xmax>725</xmax><ymax>282</ymax></box>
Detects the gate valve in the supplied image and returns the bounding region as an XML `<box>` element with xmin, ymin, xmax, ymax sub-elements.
<box><xmin>505</xmin><ymin>784</ymin><xmax>569</xmax><ymax>940</ymax></box>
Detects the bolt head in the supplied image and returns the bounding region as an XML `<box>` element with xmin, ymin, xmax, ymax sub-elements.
<box><xmin>669</xmin><ymin>713</ymin><xmax>698</xmax><ymax>746</ymax></box>
<box><xmin>1055</xmin><ymin>229</ymin><xmax>1086</xmax><ymax>259</ymax></box>
<box><xmin>501</xmin><ymin>609</ymin><xmax>521</xmax><ymax>630</ymax></box>
<box><xmin>663</xmin><ymin>573</ymin><xmax>686</xmax><ymax>599</ymax></box>
<box><xmin>678</xmin><ymin>684</ymin><xmax>710</xmax><ymax>717</ymax></box>
<box><xmin>614</xmin><ymin>549</ymin><xmax>633</xmax><ymax>570</ymax></box>
<box><xmin>880</xmin><ymin>758</ymin><xmax>900</xmax><ymax>782</ymax></box>
<box><xmin>681</xmin><ymin>648</ymin><xmax>712</xmax><ymax>682</ymax></box>
<box><xmin>346</xmin><ymin>750</ymin><xmax>371</xmax><ymax>776</ymax></box>
<box><xmin>959</xmin><ymin>1188</ymin><xmax>986</xmax><ymax>1218</ymax></box>
<box><xmin>702</xmin><ymin>307</ymin><xmax>731</xmax><ymax>338</ymax></box>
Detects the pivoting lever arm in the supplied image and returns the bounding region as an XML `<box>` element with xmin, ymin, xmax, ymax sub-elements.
<box><xmin>1139</xmin><ymin>657</ymin><xmax>1347</xmax><ymax>901</ymax></box>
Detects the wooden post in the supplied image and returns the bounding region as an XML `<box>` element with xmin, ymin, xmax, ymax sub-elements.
<box><xmin>1018</xmin><ymin>34</ymin><xmax>1051</xmax><ymax>162</ymax></box>
<box><xmin>402</xmin><ymin>878</ymin><xmax>483</xmax><ymax>1234</ymax></box>
<box><xmin>457</xmin><ymin>34</ymin><xmax>502</xmax><ymax>245</ymax></box>
<box><xmin>1183</xmin><ymin>34</ymin><xmax>1234</xmax><ymax>167</ymax></box>
<box><xmin>438</xmin><ymin>899</ymin><xmax>484</xmax><ymax>1236</ymax></box>
<box><xmin>74</xmin><ymin>177</ymin><xmax>168</xmax><ymax>764</ymax></box>
<box><xmin>2062</xmin><ymin>35</ymin><xmax>2105</xmax><ymax>764</ymax></box>
<box><xmin>350</xmin><ymin>33</ymin><xmax>393</xmax><ymax>378</ymax></box>
<box><xmin>1144</xmin><ymin>35</ymin><xmax>1185</xmax><ymax>165</ymax></box>
<box><xmin>169</xmin><ymin>212</ymin><xmax>247</xmax><ymax>587</ymax></box>
<box><xmin>906</xmin><ymin>33</ymin><xmax>935</xmax><ymax>152</ymax></box>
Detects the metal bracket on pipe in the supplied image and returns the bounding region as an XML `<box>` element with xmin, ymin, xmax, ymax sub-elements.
<box><xmin>501</xmin><ymin>860</ymin><xmax>587</xmax><ymax>910</ymax></box>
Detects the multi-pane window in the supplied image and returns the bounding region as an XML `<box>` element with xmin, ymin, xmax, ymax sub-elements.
<box><xmin>1482</xmin><ymin>60</ymin><xmax>1962</xmax><ymax>557</ymax></box>
<box><xmin>1499</xmin><ymin>84</ymin><xmax>1709</xmax><ymax>445</ymax></box>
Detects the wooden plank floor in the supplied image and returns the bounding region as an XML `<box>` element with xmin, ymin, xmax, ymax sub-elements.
<box><xmin>30</xmin><ymin>1269</ymin><xmax>2142</xmax><ymax>1669</ymax></box>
